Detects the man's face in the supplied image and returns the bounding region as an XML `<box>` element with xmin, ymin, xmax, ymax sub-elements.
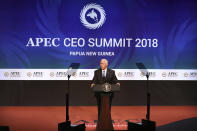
<box><xmin>100</xmin><ymin>60</ymin><xmax>108</xmax><ymax>70</ymax></box>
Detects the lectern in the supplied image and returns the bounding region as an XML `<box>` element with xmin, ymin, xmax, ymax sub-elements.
<box><xmin>93</xmin><ymin>83</ymin><xmax>120</xmax><ymax>131</ymax></box>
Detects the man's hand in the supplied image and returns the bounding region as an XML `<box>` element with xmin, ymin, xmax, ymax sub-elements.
<box><xmin>91</xmin><ymin>83</ymin><xmax>95</xmax><ymax>88</ymax></box>
<box><xmin>116</xmin><ymin>83</ymin><xmax>120</xmax><ymax>86</ymax></box>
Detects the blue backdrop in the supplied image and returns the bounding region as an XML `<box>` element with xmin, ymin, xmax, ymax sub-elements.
<box><xmin>0</xmin><ymin>0</ymin><xmax>197</xmax><ymax>69</ymax></box>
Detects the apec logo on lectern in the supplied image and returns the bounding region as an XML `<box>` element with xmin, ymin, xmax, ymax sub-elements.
<box><xmin>80</xmin><ymin>3</ymin><xmax>106</xmax><ymax>29</ymax></box>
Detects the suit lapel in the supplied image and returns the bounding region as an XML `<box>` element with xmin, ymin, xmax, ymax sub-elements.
<box><xmin>106</xmin><ymin>68</ymin><xmax>109</xmax><ymax>79</ymax></box>
<box><xmin>99</xmin><ymin>68</ymin><xmax>102</xmax><ymax>79</ymax></box>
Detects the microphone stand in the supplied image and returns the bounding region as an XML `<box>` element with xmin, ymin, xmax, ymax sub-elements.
<box><xmin>146</xmin><ymin>73</ymin><xmax>150</xmax><ymax>120</ymax></box>
<box><xmin>58</xmin><ymin>63</ymin><xmax>85</xmax><ymax>131</ymax></box>
<box><xmin>66</xmin><ymin>74</ymin><xmax>71</xmax><ymax>124</ymax></box>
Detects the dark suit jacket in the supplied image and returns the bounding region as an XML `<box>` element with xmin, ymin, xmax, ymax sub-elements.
<box><xmin>92</xmin><ymin>68</ymin><xmax>118</xmax><ymax>84</ymax></box>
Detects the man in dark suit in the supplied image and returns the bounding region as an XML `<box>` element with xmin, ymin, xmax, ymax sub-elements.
<box><xmin>91</xmin><ymin>59</ymin><xmax>120</xmax><ymax>119</ymax></box>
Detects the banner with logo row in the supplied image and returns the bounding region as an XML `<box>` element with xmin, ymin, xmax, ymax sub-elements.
<box><xmin>0</xmin><ymin>69</ymin><xmax>197</xmax><ymax>80</ymax></box>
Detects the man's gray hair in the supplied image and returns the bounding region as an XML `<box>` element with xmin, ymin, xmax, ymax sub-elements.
<box><xmin>100</xmin><ymin>58</ymin><xmax>108</xmax><ymax>64</ymax></box>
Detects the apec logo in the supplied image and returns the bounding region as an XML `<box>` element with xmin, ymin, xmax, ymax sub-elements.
<box><xmin>80</xmin><ymin>3</ymin><xmax>106</xmax><ymax>29</ymax></box>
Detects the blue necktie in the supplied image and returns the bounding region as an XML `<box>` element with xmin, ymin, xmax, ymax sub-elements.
<box><xmin>103</xmin><ymin>70</ymin><xmax>105</xmax><ymax>77</ymax></box>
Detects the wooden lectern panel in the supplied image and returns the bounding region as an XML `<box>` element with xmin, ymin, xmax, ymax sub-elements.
<box><xmin>96</xmin><ymin>93</ymin><xmax>114</xmax><ymax>131</ymax></box>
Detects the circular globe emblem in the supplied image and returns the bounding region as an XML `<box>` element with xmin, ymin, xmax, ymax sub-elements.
<box><xmin>80</xmin><ymin>3</ymin><xmax>106</xmax><ymax>29</ymax></box>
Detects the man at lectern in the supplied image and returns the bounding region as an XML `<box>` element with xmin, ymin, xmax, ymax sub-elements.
<box><xmin>90</xmin><ymin>58</ymin><xmax>120</xmax><ymax>119</ymax></box>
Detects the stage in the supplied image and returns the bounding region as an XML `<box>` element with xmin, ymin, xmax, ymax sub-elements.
<box><xmin>0</xmin><ymin>106</ymin><xmax>196</xmax><ymax>131</ymax></box>
<box><xmin>1</xmin><ymin>0</ymin><xmax>197</xmax><ymax>130</ymax></box>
